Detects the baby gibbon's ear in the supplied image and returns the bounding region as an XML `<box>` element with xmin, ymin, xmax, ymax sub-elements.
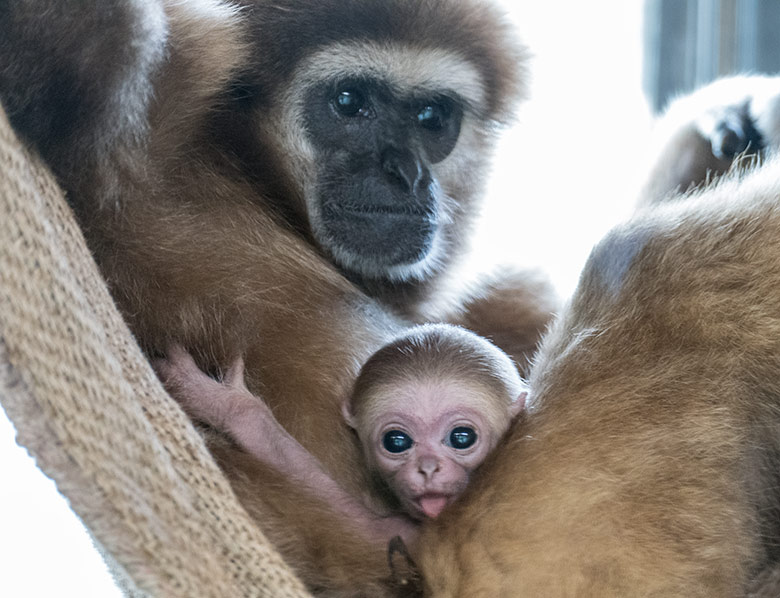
<box><xmin>510</xmin><ymin>388</ymin><xmax>529</xmax><ymax>418</ymax></box>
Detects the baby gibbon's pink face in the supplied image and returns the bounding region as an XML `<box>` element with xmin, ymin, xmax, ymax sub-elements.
<box><xmin>356</xmin><ymin>380</ymin><xmax>523</xmax><ymax>520</ymax></box>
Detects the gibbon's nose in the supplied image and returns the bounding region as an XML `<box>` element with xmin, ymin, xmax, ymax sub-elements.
<box><xmin>382</xmin><ymin>147</ymin><xmax>424</xmax><ymax>194</ymax></box>
<box><xmin>418</xmin><ymin>456</ymin><xmax>441</xmax><ymax>480</ymax></box>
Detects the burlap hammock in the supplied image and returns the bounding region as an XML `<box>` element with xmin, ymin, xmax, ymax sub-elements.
<box><xmin>0</xmin><ymin>103</ymin><xmax>315</xmax><ymax>596</ymax></box>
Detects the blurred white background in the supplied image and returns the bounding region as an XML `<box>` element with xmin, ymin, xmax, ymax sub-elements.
<box><xmin>0</xmin><ymin>2</ymin><xmax>649</xmax><ymax>595</ymax></box>
<box><xmin>479</xmin><ymin>2</ymin><xmax>650</xmax><ymax>295</ymax></box>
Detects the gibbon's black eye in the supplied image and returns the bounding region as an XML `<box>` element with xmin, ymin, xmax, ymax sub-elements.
<box><xmin>417</xmin><ymin>102</ymin><xmax>448</xmax><ymax>131</ymax></box>
<box><xmin>334</xmin><ymin>88</ymin><xmax>367</xmax><ymax>117</ymax></box>
<box><xmin>449</xmin><ymin>426</ymin><xmax>477</xmax><ymax>450</ymax></box>
<box><xmin>383</xmin><ymin>430</ymin><xmax>413</xmax><ymax>453</ymax></box>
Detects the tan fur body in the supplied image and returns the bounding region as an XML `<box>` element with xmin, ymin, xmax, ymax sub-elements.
<box><xmin>418</xmin><ymin>143</ymin><xmax>780</xmax><ymax>597</ymax></box>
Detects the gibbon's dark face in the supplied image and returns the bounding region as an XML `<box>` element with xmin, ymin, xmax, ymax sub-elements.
<box><xmin>304</xmin><ymin>78</ymin><xmax>463</xmax><ymax>275</ymax></box>
<box><xmin>265</xmin><ymin>43</ymin><xmax>493</xmax><ymax>284</ymax></box>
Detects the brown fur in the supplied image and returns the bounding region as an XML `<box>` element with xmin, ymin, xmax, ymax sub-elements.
<box><xmin>417</xmin><ymin>141</ymin><xmax>780</xmax><ymax>597</ymax></box>
<box><xmin>639</xmin><ymin>120</ymin><xmax>736</xmax><ymax>203</ymax></box>
<box><xmin>0</xmin><ymin>1</ymin><xmax>555</xmax><ymax>595</ymax></box>
<box><xmin>447</xmin><ymin>267</ymin><xmax>559</xmax><ymax>377</ymax></box>
<box><xmin>748</xmin><ymin>563</ymin><xmax>780</xmax><ymax>598</ymax></box>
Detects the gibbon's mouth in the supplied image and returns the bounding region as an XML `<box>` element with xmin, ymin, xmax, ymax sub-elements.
<box><xmin>328</xmin><ymin>202</ymin><xmax>432</xmax><ymax>219</ymax></box>
<box><xmin>321</xmin><ymin>201</ymin><xmax>437</xmax><ymax>266</ymax></box>
<box><xmin>416</xmin><ymin>493</ymin><xmax>451</xmax><ymax>518</ymax></box>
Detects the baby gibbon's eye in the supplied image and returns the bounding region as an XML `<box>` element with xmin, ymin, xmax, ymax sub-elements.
<box><xmin>383</xmin><ymin>430</ymin><xmax>413</xmax><ymax>453</ymax></box>
<box><xmin>448</xmin><ymin>426</ymin><xmax>477</xmax><ymax>450</ymax></box>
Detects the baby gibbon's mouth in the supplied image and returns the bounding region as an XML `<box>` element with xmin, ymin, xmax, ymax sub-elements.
<box><xmin>417</xmin><ymin>494</ymin><xmax>450</xmax><ymax>518</ymax></box>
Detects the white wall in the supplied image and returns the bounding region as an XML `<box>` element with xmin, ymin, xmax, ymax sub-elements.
<box><xmin>479</xmin><ymin>2</ymin><xmax>650</xmax><ymax>297</ymax></box>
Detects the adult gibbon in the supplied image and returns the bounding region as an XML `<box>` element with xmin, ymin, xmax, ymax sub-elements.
<box><xmin>0</xmin><ymin>0</ymin><xmax>554</xmax><ymax>594</ymax></box>
<box><xmin>419</xmin><ymin>76</ymin><xmax>780</xmax><ymax>597</ymax></box>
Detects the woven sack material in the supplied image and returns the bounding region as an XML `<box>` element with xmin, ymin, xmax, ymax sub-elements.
<box><xmin>0</xmin><ymin>104</ymin><xmax>312</xmax><ymax>598</ymax></box>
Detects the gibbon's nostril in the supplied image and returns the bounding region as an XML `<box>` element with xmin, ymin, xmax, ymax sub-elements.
<box><xmin>418</xmin><ymin>457</ymin><xmax>440</xmax><ymax>478</ymax></box>
<box><xmin>382</xmin><ymin>147</ymin><xmax>424</xmax><ymax>193</ymax></box>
